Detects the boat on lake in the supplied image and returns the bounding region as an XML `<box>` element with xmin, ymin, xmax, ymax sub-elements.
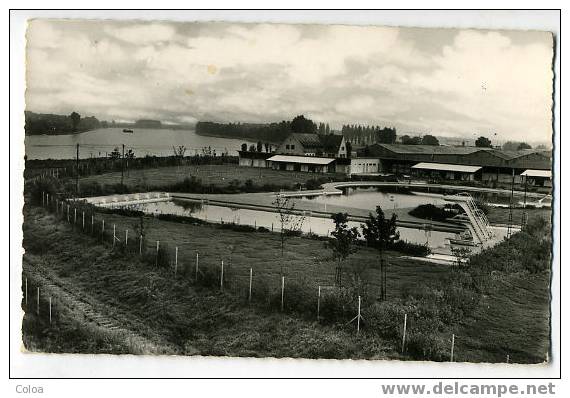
<box><xmin>122</xmin><ymin>128</ymin><xmax>134</xmax><ymax>133</ymax></box>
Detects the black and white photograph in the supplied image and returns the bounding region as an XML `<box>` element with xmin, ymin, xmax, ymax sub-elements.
<box><xmin>10</xmin><ymin>9</ymin><xmax>560</xmax><ymax>384</ymax></box>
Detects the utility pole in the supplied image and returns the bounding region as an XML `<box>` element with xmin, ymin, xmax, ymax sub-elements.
<box><xmin>76</xmin><ymin>143</ymin><xmax>79</xmax><ymax>195</ymax></box>
<box><xmin>121</xmin><ymin>144</ymin><xmax>125</xmax><ymax>187</ymax></box>
<box><xmin>506</xmin><ymin>168</ymin><xmax>515</xmax><ymax>239</ymax></box>
<box><xmin>522</xmin><ymin>174</ymin><xmax>528</xmax><ymax>227</ymax></box>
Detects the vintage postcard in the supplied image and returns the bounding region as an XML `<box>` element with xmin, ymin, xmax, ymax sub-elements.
<box><xmin>21</xmin><ymin>18</ymin><xmax>554</xmax><ymax>365</ymax></box>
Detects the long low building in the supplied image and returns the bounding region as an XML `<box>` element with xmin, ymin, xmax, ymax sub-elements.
<box><xmin>358</xmin><ymin>144</ymin><xmax>551</xmax><ymax>183</ymax></box>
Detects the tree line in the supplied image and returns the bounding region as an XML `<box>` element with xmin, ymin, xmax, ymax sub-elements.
<box><xmin>25</xmin><ymin>111</ymin><xmax>103</xmax><ymax>135</ymax></box>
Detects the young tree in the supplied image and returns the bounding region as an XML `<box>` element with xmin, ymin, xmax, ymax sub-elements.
<box><xmin>361</xmin><ymin>206</ymin><xmax>399</xmax><ymax>301</ymax></box>
<box><xmin>272</xmin><ymin>194</ymin><xmax>305</xmax><ymax>276</ymax></box>
<box><xmin>256</xmin><ymin>141</ymin><xmax>263</xmax><ymax>152</ymax></box>
<box><xmin>327</xmin><ymin>213</ymin><xmax>360</xmax><ymax>288</ymax></box>
<box><xmin>241</xmin><ymin>143</ymin><xmax>248</xmax><ymax>152</ymax></box>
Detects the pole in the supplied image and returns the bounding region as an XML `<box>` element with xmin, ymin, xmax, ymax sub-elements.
<box><xmin>402</xmin><ymin>313</ymin><xmax>407</xmax><ymax>353</ymax></box>
<box><xmin>317</xmin><ymin>285</ymin><xmax>321</xmax><ymax>321</ymax></box>
<box><xmin>195</xmin><ymin>252</ymin><xmax>199</xmax><ymax>281</ymax></box>
<box><xmin>174</xmin><ymin>247</ymin><xmax>178</xmax><ymax>277</ymax></box>
<box><xmin>357</xmin><ymin>296</ymin><xmax>361</xmax><ymax>334</ymax></box>
<box><xmin>49</xmin><ymin>297</ymin><xmax>52</xmax><ymax>324</ymax></box>
<box><xmin>248</xmin><ymin>268</ymin><xmax>253</xmax><ymax>303</ymax></box>
<box><xmin>121</xmin><ymin>144</ymin><xmax>125</xmax><ymax>187</ymax></box>
<box><xmin>82</xmin><ymin>211</ymin><xmax>85</xmax><ymax>230</ymax></box>
<box><xmin>220</xmin><ymin>260</ymin><xmax>224</xmax><ymax>291</ymax></box>
<box><xmin>42</xmin><ymin>191</ymin><xmax>44</xmax><ymax>207</ymax></box>
<box><xmin>67</xmin><ymin>205</ymin><xmax>70</xmax><ymax>222</ymax></box>
<box><xmin>76</xmin><ymin>143</ymin><xmax>79</xmax><ymax>195</ymax></box>
<box><xmin>156</xmin><ymin>241</ymin><xmax>160</xmax><ymax>266</ymax></box>
<box><xmin>281</xmin><ymin>276</ymin><xmax>285</xmax><ymax>311</ymax></box>
<box><xmin>125</xmin><ymin>229</ymin><xmax>129</xmax><ymax>247</ymax></box>
<box><xmin>91</xmin><ymin>215</ymin><xmax>94</xmax><ymax>234</ymax></box>
<box><xmin>139</xmin><ymin>235</ymin><xmax>143</xmax><ymax>255</ymax></box>
<box><xmin>74</xmin><ymin>208</ymin><xmax>77</xmax><ymax>225</ymax></box>
<box><xmin>450</xmin><ymin>334</ymin><xmax>455</xmax><ymax>362</ymax></box>
<box><xmin>25</xmin><ymin>277</ymin><xmax>28</xmax><ymax>307</ymax></box>
<box><xmin>36</xmin><ymin>287</ymin><xmax>40</xmax><ymax>316</ymax></box>
<box><xmin>113</xmin><ymin>224</ymin><xmax>116</xmax><ymax>248</ymax></box>
<box><xmin>102</xmin><ymin>219</ymin><xmax>105</xmax><ymax>236</ymax></box>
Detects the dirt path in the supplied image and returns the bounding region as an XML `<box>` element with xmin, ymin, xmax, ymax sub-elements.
<box><xmin>23</xmin><ymin>255</ymin><xmax>177</xmax><ymax>355</ymax></box>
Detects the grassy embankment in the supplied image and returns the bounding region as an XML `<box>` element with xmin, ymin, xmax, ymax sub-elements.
<box><xmin>22</xmin><ymin>199</ymin><xmax>551</xmax><ymax>362</ymax></box>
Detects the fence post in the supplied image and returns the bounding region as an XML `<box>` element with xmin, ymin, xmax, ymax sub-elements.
<box><xmin>102</xmin><ymin>219</ymin><xmax>105</xmax><ymax>237</ymax></box>
<box><xmin>82</xmin><ymin>211</ymin><xmax>85</xmax><ymax>230</ymax></box>
<box><xmin>174</xmin><ymin>247</ymin><xmax>178</xmax><ymax>277</ymax></box>
<box><xmin>450</xmin><ymin>334</ymin><xmax>455</xmax><ymax>362</ymax></box>
<box><xmin>220</xmin><ymin>260</ymin><xmax>224</xmax><ymax>291</ymax></box>
<box><xmin>281</xmin><ymin>276</ymin><xmax>285</xmax><ymax>312</ymax></box>
<box><xmin>46</xmin><ymin>193</ymin><xmax>50</xmax><ymax>209</ymax></box>
<box><xmin>113</xmin><ymin>224</ymin><xmax>116</xmax><ymax>248</ymax></box>
<box><xmin>317</xmin><ymin>285</ymin><xmax>321</xmax><ymax>321</ymax></box>
<box><xmin>195</xmin><ymin>252</ymin><xmax>199</xmax><ymax>281</ymax></box>
<box><xmin>402</xmin><ymin>313</ymin><xmax>407</xmax><ymax>354</ymax></box>
<box><xmin>125</xmin><ymin>229</ymin><xmax>129</xmax><ymax>247</ymax></box>
<box><xmin>49</xmin><ymin>297</ymin><xmax>52</xmax><ymax>324</ymax></box>
<box><xmin>357</xmin><ymin>295</ymin><xmax>361</xmax><ymax>334</ymax></box>
<box><xmin>91</xmin><ymin>215</ymin><xmax>94</xmax><ymax>234</ymax></box>
<box><xmin>155</xmin><ymin>241</ymin><xmax>160</xmax><ymax>266</ymax></box>
<box><xmin>42</xmin><ymin>191</ymin><xmax>45</xmax><ymax>207</ymax></box>
<box><xmin>506</xmin><ymin>354</ymin><xmax>510</xmax><ymax>364</ymax></box>
<box><xmin>248</xmin><ymin>268</ymin><xmax>253</xmax><ymax>303</ymax></box>
<box><xmin>74</xmin><ymin>208</ymin><xmax>77</xmax><ymax>225</ymax></box>
<box><xmin>67</xmin><ymin>205</ymin><xmax>70</xmax><ymax>222</ymax></box>
<box><xmin>139</xmin><ymin>235</ymin><xmax>143</xmax><ymax>255</ymax></box>
<box><xmin>36</xmin><ymin>287</ymin><xmax>40</xmax><ymax>316</ymax></box>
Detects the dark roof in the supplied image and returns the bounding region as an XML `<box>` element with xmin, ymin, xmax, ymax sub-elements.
<box><xmin>372</xmin><ymin>144</ymin><xmax>547</xmax><ymax>160</ymax></box>
<box><xmin>376</xmin><ymin>144</ymin><xmax>486</xmax><ymax>155</ymax></box>
<box><xmin>291</xmin><ymin>133</ymin><xmax>322</xmax><ymax>147</ymax></box>
<box><xmin>290</xmin><ymin>133</ymin><xmax>343</xmax><ymax>152</ymax></box>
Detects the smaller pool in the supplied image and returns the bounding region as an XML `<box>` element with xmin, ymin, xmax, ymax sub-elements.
<box><xmin>302</xmin><ymin>187</ymin><xmax>447</xmax><ymax>211</ymax></box>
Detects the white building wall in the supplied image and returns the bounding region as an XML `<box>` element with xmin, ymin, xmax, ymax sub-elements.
<box><xmin>350</xmin><ymin>158</ymin><xmax>380</xmax><ymax>174</ymax></box>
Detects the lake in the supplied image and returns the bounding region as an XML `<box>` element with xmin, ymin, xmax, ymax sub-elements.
<box><xmin>24</xmin><ymin>127</ymin><xmax>253</xmax><ymax>160</ymax></box>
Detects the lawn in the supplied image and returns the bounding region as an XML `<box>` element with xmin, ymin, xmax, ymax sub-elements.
<box><xmin>79</xmin><ymin>164</ymin><xmax>336</xmax><ymax>190</ymax></box>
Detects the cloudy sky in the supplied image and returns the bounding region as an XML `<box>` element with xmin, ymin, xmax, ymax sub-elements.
<box><xmin>26</xmin><ymin>20</ymin><xmax>554</xmax><ymax>142</ymax></box>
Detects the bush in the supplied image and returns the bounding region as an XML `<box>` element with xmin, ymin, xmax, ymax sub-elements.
<box><xmin>319</xmin><ymin>288</ymin><xmax>355</xmax><ymax>324</ymax></box>
<box><xmin>282</xmin><ymin>279</ymin><xmax>316</xmax><ymax>316</ymax></box>
<box><xmin>388</xmin><ymin>240</ymin><xmax>431</xmax><ymax>257</ymax></box>
<box><xmin>365</xmin><ymin>301</ymin><xmax>405</xmax><ymax>338</ymax></box>
<box><xmin>408</xmin><ymin>204</ymin><xmax>451</xmax><ymax>222</ymax></box>
<box><xmin>405</xmin><ymin>331</ymin><xmax>448</xmax><ymax>361</ymax></box>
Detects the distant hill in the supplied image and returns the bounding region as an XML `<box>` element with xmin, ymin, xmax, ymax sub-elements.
<box><xmin>25</xmin><ymin>111</ymin><xmax>103</xmax><ymax>135</ymax></box>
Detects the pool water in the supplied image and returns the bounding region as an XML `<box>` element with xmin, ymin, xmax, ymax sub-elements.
<box><xmin>128</xmin><ymin>199</ymin><xmax>455</xmax><ymax>253</ymax></box>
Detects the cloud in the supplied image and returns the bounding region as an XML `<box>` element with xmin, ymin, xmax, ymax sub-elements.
<box><xmin>25</xmin><ymin>20</ymin><xmax>554</xmax><ymax>142</ymax></box>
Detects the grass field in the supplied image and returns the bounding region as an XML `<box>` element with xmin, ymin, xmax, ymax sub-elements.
<box><xmin>79</xmin><ymin>164</ymin><xmax>335</xmax><ymax>190</ymax></box>
<box><xmin>22</xmin><ymin>204</ymin><xmax>552</xmax><ymax>362</ymax></box>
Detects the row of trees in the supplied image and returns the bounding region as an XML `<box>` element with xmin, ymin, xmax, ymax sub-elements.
<box><xmin>399</xmin><ymin>134</ymin><xmax>440</xmax><ymax>146</ymax></box>
<box><xmin>341</xmin><ymin>125</ymin><xmax>397</xmax><ymax>145</ymax></box>
<box><xmin>196</xmin><ymin>115</ymin><xmax>321</xmax><ymax>144</ymax></box>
